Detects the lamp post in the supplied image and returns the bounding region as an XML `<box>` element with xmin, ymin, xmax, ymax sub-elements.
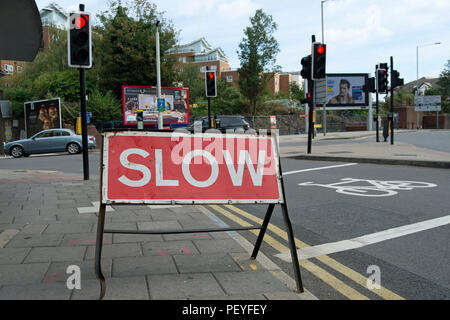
<box><xmin>415</xmin><ymin>42</ymin><xmax>441</xmax><ymax>129</ymax></box>
<box><xmin>320</xmin><ymin>0</ymin><xmax>330</xmax><ymax>136</ymax></box>
<box><xmin>156</xmin><ymin>20</ymin><xmax>163</xmax><ymax>130</ymax></box>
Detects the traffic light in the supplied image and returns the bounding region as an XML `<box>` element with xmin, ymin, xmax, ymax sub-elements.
<box><xmin>300</xmin><ymin>55</ymin><xmax>312</xmax><ymax>80</ymax></box>
<box><xmin>312</xmin><ymin>42</ymin><xmax>326</xmax><ymax>80</ymax></box>
<box><xmin>205</xmin><ymin>71</ymin><xmax>217</xmax><ymax>97</ymax></box>
<box><xmin>68</xmin><ymin>12</ymin><xmax>92</xmax><ymax>68</ymax></box>
<box><xmin>391</xmin><ymin>70</ymin><xmax>404</xmax><ymax>89</ymax></box>
<box><xmin>363</xmin><ymin>77</ymin><xmax>376</xmax><ymax>93</ymax></box>
<box><xmin>301</xmin><ymin>92</ymin><xmax>312</xmax><ymax>105</ymax></box>
<box><xmin>376</xmin><ymin>68</ymin><xmax>388</xmax><ymax>93</ymax></box>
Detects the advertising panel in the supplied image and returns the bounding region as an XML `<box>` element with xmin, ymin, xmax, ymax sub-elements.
<box><xmin>101</xmin><ymin>131</ymin><xmax>283</xmax><ymax>204</ymax></box>
<box><xmin>24</xmin><ymin>98</ymin><xmax>62</xmax><ymax>138</ymax></box>
<box><xmin>326</xmin><ymin>73</ymin><xmax>369</xmax><ymax>108</ymax></box>
<box><xmin>122</xmin><ymin>86</ymin><xmax>189</xmax><ymax>125</ymax></box>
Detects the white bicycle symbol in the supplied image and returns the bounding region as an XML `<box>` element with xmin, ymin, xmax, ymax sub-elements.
<box><xmin>299</xmin><ymin>178</ymin><xmax>437</xmax><ymax>197</ymax></box>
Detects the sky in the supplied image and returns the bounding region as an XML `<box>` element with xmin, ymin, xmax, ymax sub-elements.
<box><xmin>35</xmin><ymin>0</ymin><xmax>450</xmax><ymax>85</ymax></box>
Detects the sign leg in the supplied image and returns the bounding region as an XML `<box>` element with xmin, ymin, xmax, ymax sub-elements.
<box><xmin>281</xmin><ymin>203</ymin><xmax>304</xmax><ymax>293</ymax></box>
<box><xmin>95</xmin><ymin>203</ymin><xmax>107</xmax><ymax>300</ymax></box>
<box><xmin>251</xmin><ymin>204</ymin><xmax>275</xmax><ymax>259</ymax></box>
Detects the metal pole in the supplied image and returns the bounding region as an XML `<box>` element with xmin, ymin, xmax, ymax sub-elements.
<box><xmin>376</xmin><ymin>91</ymin><xmax>379</xmax><ymax>142</ymax></box>
<box><xmin>208</xmin><ymin>97</ymin><xmax>211</xmax><ymax>129</ymax></box>
<box><xmin>79</xmin><ymin>68</ymin><xmax>89</xmax><ymax>180</ymax></box>
<box><xmin>307</xmin><ymin>79</ymin><xmax>314</xmax><ymax>154</ymax></box>
<box><xmin>390</xmin><ymin>56</ymin><xmax>394</xmax><ymax>145</ymax></box>
<box><xmin>156</xmin><ymin>21</ymin><xmax>163</xmax><ymax>130</ymax></box>
<box><xmin>416</xmin><ymin>46</ymin><xmax>419</xmax><ymax>129</ymax></box>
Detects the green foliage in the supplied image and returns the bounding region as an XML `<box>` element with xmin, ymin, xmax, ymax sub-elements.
<box><xmin>87</xmin><ymin>89</ymin><xmax>122</xmax><ymax>122</ymax></box>
<box><xmin>96</xmin><ymin>0</ymin><xmax>178</xmax><ymax>100</ymax></box>
<box><xmin>237</xmin><ymin>9</ymin><xmax>280</xmax><ymax>115</ymax></box>
<box><xmin>435</xmin><ymin>60</ymin><xmax>450</xmax><ymax>113</ymax></box>
<box><xmin>179</xmin><ymin>63</ymin><xmax>204</xmax><ymax>104</ymax></box>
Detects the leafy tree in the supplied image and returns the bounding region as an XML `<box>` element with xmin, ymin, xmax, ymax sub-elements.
<box><xmin>434</xmin><ymin>60</ymin><xmax>450</xmax><ymax>113</ymax></box>
<box><xmin>96</xmin><ymin>0</ymin><xmax>179</xmax><ymax>100</ymax></box>
<box><xmin>87</xmin><ymin>89</ymin><xmax>122</xmax><ymax>122</ymax></box>
<box><xmin>237</xmin><ymin>9</ymin><xmax>280</xmax><ymax>115</ymax></box>
<box><xmin>178</xmin><ymin>62</ymin><xmax>204</xmax><ymax>104</ymax></box>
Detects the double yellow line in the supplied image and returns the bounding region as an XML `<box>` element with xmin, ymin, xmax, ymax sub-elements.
<box><xmin>206</xmin><ymin>204</ymin><xmax>404</xmax><ymax>300</ymax></box>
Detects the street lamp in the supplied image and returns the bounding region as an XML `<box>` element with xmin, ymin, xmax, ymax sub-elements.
<box><xmin>156</xmin><ymin>20</ymin><xmax>163</xmax><ymax>130</ymax></box>
<box><xmin>415</xmin><ymin>42</ymin><xmax>441</xmax><ymax>129</ymax></box>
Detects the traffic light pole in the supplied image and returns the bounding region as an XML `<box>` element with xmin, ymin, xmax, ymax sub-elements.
<box><xmin>376</xmin><ymin>91</ymin><xmax>379</xmax><ymax>142</ymax></box>
<box><xmin>79</xmin><ymin>68</ymin><xmax>89</xmax><ymax>180</ymax></box>
<box><xmin>390</xmin><ymin>56</ymin><xmax>394</xmax><ymax>145</ymax></box>
<box><xmin>208</xmin><ymin>97</ymin><xmax>211</xmax><ymax>129</ymax></box>
<box><xmin>307</xmin><ymin>79</ymin><xmax>314</xmax><ymax>154</ymax></box>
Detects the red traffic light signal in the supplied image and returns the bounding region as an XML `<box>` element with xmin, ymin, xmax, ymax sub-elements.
<box><xmin>312</xmin><ymin>42</ymin><xmax>326</xmax><ymax>80</ymax></box>
<box><xmin>68</xmin><ymin>12</ymin><xmax>92</xmax><ymax>68</ymax></box>
<box><xmin>205</xmin><ymin>71</ymin><xmax>217</xmax><ymax>97</ymax></box>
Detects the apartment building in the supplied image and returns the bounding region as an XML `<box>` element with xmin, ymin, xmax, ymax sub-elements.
<box><xmin>167</xmin><ymin>38</ymin><xmax>232</xmax><ymax>79</ymax></box>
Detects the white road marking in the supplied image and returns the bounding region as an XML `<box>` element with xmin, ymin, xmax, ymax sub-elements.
<box><xmin>275</xmin><ymin>215</ymin><xmax>450</xmax><ymax>262</ymax></box>
<box><xmin>283</xmin><ymin>163</ymin><xmax>357</xmax><ymax>176</ymax></box>
<box><xmin>299</xmin><ymin>178</ymin><xmax>437</xmax><ymax>197</ymax></box>
<box><xmin>77</xmin><ymin>201</ymin><xmax>115</xmax><ymax>214</ymax></box>
<box><xmin>0</xmin><ymin>229</ymin><xmax>19</xmax><ymax>248</ymax></box>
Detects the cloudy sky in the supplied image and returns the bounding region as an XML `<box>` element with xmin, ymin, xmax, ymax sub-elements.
<box><xmin>35</xmin><ymin>0</ymin><xmax>449</xmax><ymax>84</ymax></box>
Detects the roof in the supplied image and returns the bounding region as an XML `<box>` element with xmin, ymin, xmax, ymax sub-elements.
<box><xmin>401</xmin><ymin>77</ymin><xmax>440</xmax><ymax>93</ymax></box>
<box><xmin>40</xmin><ymin>3</ymin><xmax>68</xmax><ymax>17</ymax></box>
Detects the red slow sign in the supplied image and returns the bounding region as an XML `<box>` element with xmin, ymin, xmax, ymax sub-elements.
<box><xmin>102</xmin><ymin>132</ymin><xmax>283</xmax><ymax>204</ymax></box>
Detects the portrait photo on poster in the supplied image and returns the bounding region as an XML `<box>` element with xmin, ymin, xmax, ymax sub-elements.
<box><xmin>326</xmin><ymin>74</ymin><xmax>369</xmax><ymax>107</ymax></box>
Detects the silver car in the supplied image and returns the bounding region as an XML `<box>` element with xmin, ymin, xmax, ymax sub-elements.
<box><xmin>3</xmin><ymin>129</ymin><xmax>96</xmax><ymax>158</ymax></box>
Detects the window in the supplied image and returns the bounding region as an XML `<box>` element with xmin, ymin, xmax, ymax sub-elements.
<box><xmin>4</xmin><ymin>64</ymin><xmax>13</xmax><ymax>74</ymax></box>
<box><xmin>200</xmin><ymin>66</ymin><xmax>206</xmax><ymax>72</ymax></box>
<box><xmin>178</xmin><ymin>57</ymin><xmax>186</xmax><ymax>63</ymax></box>
<box><xmin>210</xmin><ymin>65</ymin><xmax>217</xmax><ymax>71</ymax></box>
<box><xmin>226</xmin><ymin>76</ymin><xmax>233</xmax><ymax>82</ymax></box>
<box><xmin>17</xmin><ymin>66</ymin><xmax>23</xmax><ymax>73</ymax></box>
<box><xmin>53</xmin><ymin>131</ymin><xmax>70</xmax><ymax>137</ymax></box>
<box><xmin>34</xmin><ymin>131</ymin><xmax>53</xmax><ymax>138</ymax></box>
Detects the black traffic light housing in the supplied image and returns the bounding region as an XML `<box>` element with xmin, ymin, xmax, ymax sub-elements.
<box><xmin>68</xmin><ymin>11</ymin><xmax>92</xmax><ymax>68</ymax></box>
<box><xmin>391</xmin><ymin>70</ymin><xmax>404</xmax><ymax>89</ymax></box>
<box><xmin>300</xmin><ymin>55</ymin><xmax>312</xmax><ymax>80</ymax></box>
<box><xmin>301</xmin><ymin>92</ymin><xmax>312</xmax><ymax>105</ymax></box>
<box><xmin>363</xmin><ymin>77</ymin><xmax>376</xmax><ymax>93</ymax></box>
<box><xmin>376</xmin><ymin>68</ymin><xmax>388</xmax><ymax>94</ymax></box>
<box><xmin>312</xmin><ymin>42</ymin><xmax>326</xmax><ymax>80</ymax></box>
<box><xmin>205</xmin><ymin>71</ymin><xmax>217</xmax><ymax>97</ymax></box>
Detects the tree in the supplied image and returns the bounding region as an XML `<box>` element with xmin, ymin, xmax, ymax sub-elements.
<box><xmin>96</xmin><ymin>0</ymin><xmax>179</xmax><ymax>100</ymax></box>
<box><xmin>237</xmin><ymin>9</ymin><xmax>280</xmax><ymax>115</ymax></box>
<box><xmin>435</xmin><ymin>60</ymin><xmax>450</xmax><ymax>113</ymax></box>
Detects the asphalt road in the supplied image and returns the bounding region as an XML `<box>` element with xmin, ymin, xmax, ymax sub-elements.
<box><xmin>233</xmin><ymin>159</ymin><xmax>450</xmax><ymax>300</ymax></box>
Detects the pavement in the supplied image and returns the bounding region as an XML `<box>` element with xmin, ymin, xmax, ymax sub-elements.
<box><xmin>0</xmin><ymin>128</ymin><xmax>448</xmax><ymax>300</ymax></box>
<box><xmin>279</xmin><ymin>129</ymin><xmax>450</xmax><ymax>168</ymax></box>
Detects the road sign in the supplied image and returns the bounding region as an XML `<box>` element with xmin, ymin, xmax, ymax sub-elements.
<box><xmin>414</xmin><ymin>95</ymin><xmax>441</xmax><ymax>112</ymax></box>
<box><xmin>101</xmin><ymin>131</ymin><xmax>283</xmax><ymax>204</ymax></box>
<box><xmin>314</xmin><ymin>78</ymin><xmax>327</xmax><ymax>105</ymax></box>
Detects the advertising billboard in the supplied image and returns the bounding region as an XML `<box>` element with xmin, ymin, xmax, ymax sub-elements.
<box><xmin>326</xmin><ymin>73</ymin><xmax>369</xmax><ymax>108</ymax></box>
<box><xmin>122</xmin><ymin>86</ymin><xmax>189</xmax><ymax>125</ymax></box>
<box><xmin>24</xmin><ymin>98</ymin><xmax>62</xmax><ymax>138</ymax></box>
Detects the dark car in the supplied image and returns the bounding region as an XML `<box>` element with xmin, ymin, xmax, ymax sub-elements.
<box><xmin>4</xmin><ymin>129</ymin><xmax>96</xmax><ymax>158</ymax></box>
<box><xmin>185</xmin><ymin>115</ymin><xmax>251</xmax><ymax>133</ymax></box>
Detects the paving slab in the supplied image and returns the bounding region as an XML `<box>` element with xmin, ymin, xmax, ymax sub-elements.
<box><xmin>71</xmin><ymin>276</ymin><xmax>149</xmax><ymax>300</ymax></box>
<box><xmin>43</xmin><ymin>259</ymin><xmax>113</xmax><ymax>283</ymax></box>
<box><xmin>213</xmin><ymin>271</ymin><xmax>290</xmax><ymax>295</ymax></box>
<box><xmin>84</xmin><ymin>243</ymin><xmax>142</xmax><ymax>260</ymax></box>
<box><xmin>142</xmin><ymin>240</ymin><xmax>199</xmax><ymax>256</ymax></box>
<box><xmin>147</xmin><ymin>273</ymin><xmax>225</xmax><ymax>300</ymax></box>
<box><xmin>0</xmin><ymin>247</ymin><xmax>31</xmax><ymax>265</ymax></box>
<box><xmin>5</xmin><ymin>233</ymin><xmax>63</xmax><ymax>248</ymax></box>
<box><xmin>193</xmin><ymin>239</ymin><xmax>247</xmax><ymax>254</ymax></box>
<box><xmin>174</xmin><ymin>253</ymin><xmax>241</xmax><ymax>273</ymax></box>
<box><xmin>113</xmin><ymin>255</ymin><xmax>178</xmax><ymax>277</ymax></box>
<box><xmin>0</xmin><ymin>282</ymin><xmax>72</xmax><ymax>300</ymax></box>
<box><xmin>0</xmin><ymin>263</ymin><xmax>50</xmax><ymax>285</ymax></box>
<box><xmin>23</xmin><ymin>246</ymin><xmax>87</xmax><ymax>263</ymax></box>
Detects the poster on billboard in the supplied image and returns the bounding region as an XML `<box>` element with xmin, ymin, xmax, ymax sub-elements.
<box><xmin>24</xmin><ymin>98</ymin><xmax>62</xmax><ymax>138</ymax></box>
<box><xmin>122</xmin><ymin>86</ymin><xmax>189</xmax><ymax>125</ymax></box>
<box><xmin>326</xmin><ymin>73</ymin><xmax>369</xmax><ymax>108</ymax></box>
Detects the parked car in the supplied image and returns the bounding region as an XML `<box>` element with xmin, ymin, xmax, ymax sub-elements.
<box><xmin>4</xmin><ymin>129</ymin><xmax>96</xmax><ymax>158</ymax></box>
<box><xmin>185</xmin><ymin>115</ymin><xmax>251</xmax><ymax>133</ymax></box>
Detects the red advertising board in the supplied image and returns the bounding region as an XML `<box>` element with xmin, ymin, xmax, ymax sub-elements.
<box><xmin>101</xmin><ymin>131</ymin><xmax>283</xmax><ymax>204</ymax></box>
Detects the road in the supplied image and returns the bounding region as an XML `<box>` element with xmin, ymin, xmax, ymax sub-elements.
<box><xmin>1</xmin><ymin>148</ymin><xmax>449</xmax><ymax>300</ymax></box>
<box><xmin>226</xmin><ymin>159</ymin><xmax>450</xmax><ymax>300</ymax></box>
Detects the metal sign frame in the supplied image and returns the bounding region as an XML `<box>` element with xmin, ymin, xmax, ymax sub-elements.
<box><xmin>94</xmin><ymin>129</ymin><xmax>304</xmax><ymax>299</ymax></box>
<box><xmin>23</xmin><ymin>98</ymin><xmax>62</xmax><ymax>138</ymax></box>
